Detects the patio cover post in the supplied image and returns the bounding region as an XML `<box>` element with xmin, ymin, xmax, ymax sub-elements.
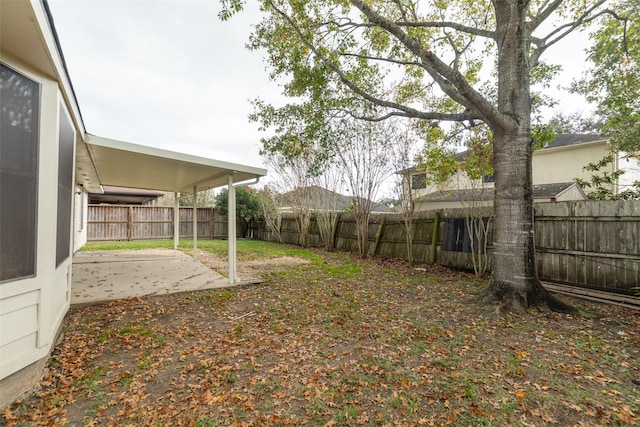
<box><xmin>193</xmin><ymin>185</ymin><xmax>198</xmax><ymax>261</ymax></box>
<box><xmin>228</xmin><ymin>174</ymin><xmax>236</xmax><ymax>284</ymax></box>
<box><xmin>173</xmin><ymin>192</ymin><xmax>179</xmax><ymax>250</ymax></box>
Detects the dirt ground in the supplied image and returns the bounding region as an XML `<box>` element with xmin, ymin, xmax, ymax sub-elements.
<box><xmin>195</xmin><ymin>251</ymin><xmax>311</xmax><ymax>281</ymax></box>
<box><xmin>2</xmin><ymin>250</ymin><xmax>639</xmax><ymax>426</ymax></box>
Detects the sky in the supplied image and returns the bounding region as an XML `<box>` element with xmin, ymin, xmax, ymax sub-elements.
<box><xmin>47</xmin><ymin>1</ymin><xmax>595</xmax><ymax>182</ymax></box>
<box><xmin>48</xmin><ymin>0</ymin><xmax>277</xmax><ymax>169</ymax></box>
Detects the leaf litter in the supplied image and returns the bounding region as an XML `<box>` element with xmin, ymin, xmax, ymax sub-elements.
<box><xmin>2</xmin><ymin>248</ymin><xmax>639</xmax><ymax>426</ymax></box>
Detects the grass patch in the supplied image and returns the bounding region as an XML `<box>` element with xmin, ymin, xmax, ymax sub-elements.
<box><xmin>81</xmin><ymin>239</ymin><xmax>317</xmax><ymax>262</ymax></box>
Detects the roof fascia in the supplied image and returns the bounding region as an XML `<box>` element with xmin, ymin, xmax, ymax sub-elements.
<box><xmin>33</xmin><ymin>0</ymin><xmax>86</xmax><ymax>136</ymax></box>
<box><xmin>86</xmin><ymin>135</ymin><xmax>267</xmax><ymax>177</ymax></box>
<box><xmin>535</xmin><ymin>139</ymin><xmax>609</xmax><ymax>155</ymax></box>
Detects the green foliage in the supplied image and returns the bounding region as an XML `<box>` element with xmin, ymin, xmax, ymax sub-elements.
<box><xmin>574</xmin><ymin>0</ymin><xmax>640</xmax><ymax>154</ymax></box>
<box><xmin>178</xmin><ymin>189</ymin><xmax>216</xmax><ymax>207</ymax></box>
<box><xmin>575</xmin><ymin>154</ymin><xmax>640</xmax><ymax>200</ymax></box>
<box><xmin>418</xmin><ymin>125</ymin><xmax>493</xmax><ymax>187</ymax></box>
<box><xmin>546</xmin><ymin>112</ymin><xmax>602</xmax><ymax>135</ymax></box>
<box><xmin>215</xmin><ymin>187</ymin><xmax>262</xmax><ymax>236</ymax></box>
<box><xmin>570</xmin><ymin>0</ymin><xmax>640</xmax><ymax>200</ymax></box>
<box><xmin>215</xmin><ymin>187</ymin><xmax>260</xmax><ymax>219</ymax></box>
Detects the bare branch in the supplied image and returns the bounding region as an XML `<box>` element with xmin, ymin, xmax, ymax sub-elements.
<box><xmin>528</xmin><ymin>0</ymin><xmax>566</xmax><ymax>31</ymax></box>
<box><xmin>531</xmin><ymin>4</ymin><xmax>619</xmax><ymax>65</ymax></box>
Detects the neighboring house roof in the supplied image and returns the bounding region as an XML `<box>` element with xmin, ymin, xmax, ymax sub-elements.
<box><xmin>419</xmin><ymin>182</ymin><xmax>585</xmax><ymax>203</ymax></box>
<box><xmin>88</xmin><ymin>186</ymin><xmax>165</xmax><ymax>205</ymax></box>
<box><xmin>532</xmin><ymin>182</ymin><xmax>586</xmax><ymax>200</ymax></box>
<box><xmin>541</xmin><ymin>133</ymin><xmax>606</xmax><ymax>150</ymax></box>
<box><xmin>278</xmin><ymin>185</ymin><xmax>390</xmax><ymax>212</ymax></box>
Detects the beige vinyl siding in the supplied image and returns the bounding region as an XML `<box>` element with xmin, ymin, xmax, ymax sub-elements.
<box><xmin>532</xmin><ymin>141</ymin><xmax>611</xmax><ymax>185</ymax></box>
<box><xmin>0</xmin><ymin>55</ymin><xmax>72</xmax><ymax>381</ymax></box>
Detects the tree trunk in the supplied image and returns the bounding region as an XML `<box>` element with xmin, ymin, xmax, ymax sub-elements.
<box><xmin>484</xmin><ymin>1</ymin><xmax>577</xmax><ymax>314</ymax></box>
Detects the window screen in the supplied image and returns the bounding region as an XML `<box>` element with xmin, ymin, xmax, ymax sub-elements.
<box><xmin>0</xmin><ymin>64</ymin><xmax>40</xmax><ymax>282</ymax></box>
<box><xmin>56</xmin><ymin>105</ymin><xmax>74</xmax><ymax>267</ymax></box>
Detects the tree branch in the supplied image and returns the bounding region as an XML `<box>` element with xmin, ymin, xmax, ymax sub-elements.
<box><xmin>528</xmin><ymin>0</ymin><xmax>565</xmax><ymax>31</ymax></box>
<box><xmin>266</xmin><ymin>0</ymin><xmax>482</xmax><ymax>124</ymax></box>
<box><xmin>530</xmin><ymin>3</ymin><xmax>616</xmax><ymax>66</ymax></box>
<box><xmin>350</xmin><ymin>0</ymin><xmax>506</xmax><ymax>128</ymax></box>
<box><xmin>395</xmin><ymin>20</ymin><xmax>496</xmax><ymax>40</ymax></box>
<box><xmin>341</xmin><ymin>108</ymin><xmax>480</xmax><ymax>123</ymax></box>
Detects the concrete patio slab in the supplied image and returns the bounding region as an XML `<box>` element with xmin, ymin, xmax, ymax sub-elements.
<box><xmin>72</xmin><ymin>249</ymin><xmax>233</xmax><ymax>305</ymax></box>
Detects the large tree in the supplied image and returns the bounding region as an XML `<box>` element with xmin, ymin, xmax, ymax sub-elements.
<box><xmin>222</xmin><ymin>0</ymin><xmax>617</xmax><ymax>312</ymax></box>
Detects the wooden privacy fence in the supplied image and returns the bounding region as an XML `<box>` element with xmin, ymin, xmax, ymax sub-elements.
<box><xmin>252</xmin><ymin>200</ymin><xmax>640</xmax><ymax>294</ymax></box>
<box><xmin>87</xmin><ymin>205</ymin><xmax>232</xmax><ymax>241</ymax></box>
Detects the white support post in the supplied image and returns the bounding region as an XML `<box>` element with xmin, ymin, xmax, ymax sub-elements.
<box><xmin>173</xmin><ymin>192</ymin><xmax>179</xmax><ymax>250</ymax></box>
<box><xmin>193</xmin><ymin>185</ymin><xmax>198</xmax><ymax>261</ymax></box>
<box><xmin>228</xmin><ymin>174</ymin><xmax>236</xmax><ymax>284</ymax></box>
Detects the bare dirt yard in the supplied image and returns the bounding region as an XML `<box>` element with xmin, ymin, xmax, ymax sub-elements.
<box><xmin>2</xmin><ymin>248</ymin><xmax>639</xmax><ymax>426</ymax></box>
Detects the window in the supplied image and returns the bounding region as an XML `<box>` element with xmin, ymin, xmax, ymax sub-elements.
<box><xmin>56</xmin><ymin>104</ymin><xmax>74</xmax><ymax>266</ymax></box>
<box><xmin>411</xmin><ymin>172</ymin><xmax>427</xmax><ymax>189</ymax></box>
<box><xmin>0</xmin><ymin>64</ymin><xmax>40</xmax><ymax>282</ymax></box>
<box><xmin>482</xmin><ymin>174</ymin><xmax>495</xmax><ymax>183</ymax></box>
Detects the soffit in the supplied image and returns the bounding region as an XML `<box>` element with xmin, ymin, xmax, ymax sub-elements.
<box><xmin>0</xmin><ymin>1</ymin><xmax>56</xmax><ymax>78</ymax></box>
<box><xmin>85</xmin><ymin>135</ymin><xmax>267</xmax><ymax>193</ymax></box>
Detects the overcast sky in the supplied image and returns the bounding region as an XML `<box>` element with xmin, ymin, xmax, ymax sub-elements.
<box><xmin>48</xmin><ymin>0</ymin><xmax>277</xmax><ymax>169</ymax></box>
<box><xmin>48</xmin><ymin>1</ymin><xmax>594</xmax><ymax>176</ymax></box>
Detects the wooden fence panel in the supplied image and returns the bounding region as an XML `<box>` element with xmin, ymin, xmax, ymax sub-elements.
<box><xmin>252</xmin><ymin>201</ymin><xmax>639</xmax><ymax>294</ymax></box>
<box><xmin>87</xmin><ymin>205</ymin><xmax>129</xmax><ymax>241</ymax></box>
<box><xmin>88</xmin><ymin>201</ymin><xmax>639</xmax><ymax>293</ymax></box>
<box><xmin>534</xmin><ymin>201</ymin><xmax>640</xmax><ymax>292</ymax></box>
<box><xmin>87</xmin><ymin>205</ymin><xmax>226</xmax><ymax>241</ymax></box>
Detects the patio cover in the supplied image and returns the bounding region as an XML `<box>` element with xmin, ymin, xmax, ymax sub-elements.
<box><xmin>77</xmin><ymin>135</ymin><xmax>266</xmax><ymax>193</ymax></box>
<box><xmin>76</xmin><ymin>134</ymin><xmax>267</xmax><ymax>284</ymax></box>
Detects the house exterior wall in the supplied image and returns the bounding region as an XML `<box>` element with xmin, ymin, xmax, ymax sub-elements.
<box><xmin>410</xmin><ymin>140</ymin><xmax>612</xmax><ymax>211</ymax></box>
<box><xmin>74</xmin><ymin>186</ymin><xmax>89</xmax><ymax>252</ymax></box>
<box><xmin>0</xmin><ymin>44</ymin><xmax>75</xmax><ymax>410</ymax></box>
<box><xmin>617</xmin><ymin>153</ymin><xmax>640</xmax><ymax>194</ymax></box>
<box><xmin>411</xmin><ymin>169</ymin><xmax>487</xmax><ymax>199</ymax></box>
<box><xmin>531</xmin><ymin>140</ymin><xmax>611</xmax><ymax>186</ymax></box>
<box><xmin>414</xmin><ymin>198</ymin><xmax>493</xmax><ymax>211</ymax></box>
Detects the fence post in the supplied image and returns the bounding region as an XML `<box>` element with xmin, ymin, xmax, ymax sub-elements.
<box><xmin>372</xmin><ymin>215</ymin><xmax>386</xmax><ymax>256</ymax></box>
<box><xmin>127</xmin><ymin>206</ymin><xmax>133</xmax><ymax>241</ymax></box>
<box><xmin>331</xmin><ymin>213</ymin><xmax>341</xmax><ymax>251</ymax></box>
<box><xmin>429</xmin><ymin>211</ymin><xmax>440</xmax><ymax>264</ymax></box>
